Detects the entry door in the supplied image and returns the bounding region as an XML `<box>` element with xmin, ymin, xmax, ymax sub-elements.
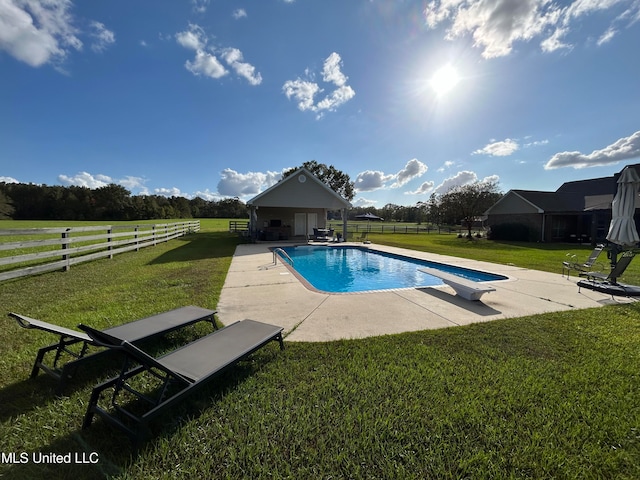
<box><xmin>307</xmin><ymin>213</ymin><xmax>318</xmax><ymax>235</ymax></box>
<box><xmin>294</xmin><ymin>213</ymin><xmax>306</xmax><ymax>236</ymax></box>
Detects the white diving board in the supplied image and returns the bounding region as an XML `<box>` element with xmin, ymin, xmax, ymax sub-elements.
<box><xmin>418</xmin><ymin>267</ymin><xmax>496</xmax><ymax>301</ymax></box>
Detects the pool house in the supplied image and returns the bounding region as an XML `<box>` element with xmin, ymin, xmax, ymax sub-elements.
<box><xmin>246</xmin><ymin>167</ymin><xmax>351</xmax><ymax>242</ymax></box>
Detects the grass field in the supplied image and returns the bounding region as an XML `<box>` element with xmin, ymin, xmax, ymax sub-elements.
<box><xmin>1</xmin><ymin>219</ymin><xmax>639</xmax><ymax>479</ymax></box>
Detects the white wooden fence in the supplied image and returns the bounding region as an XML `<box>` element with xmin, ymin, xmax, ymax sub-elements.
<box><xmin>0</xmin><ymin>221</ymin><xmax>200</xmax><ymax>282</ymax></box>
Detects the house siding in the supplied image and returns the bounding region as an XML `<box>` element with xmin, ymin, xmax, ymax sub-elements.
<box><xmin>487</xmin><ymin>213</ymin><xmax>543</xmax><ymax>241</ymax></box>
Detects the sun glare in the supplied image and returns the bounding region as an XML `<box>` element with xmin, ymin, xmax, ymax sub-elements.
<box><xmin>430</xmin><ymin>65</ymin><xmax>460</xmax><ymax>96</ymax></box>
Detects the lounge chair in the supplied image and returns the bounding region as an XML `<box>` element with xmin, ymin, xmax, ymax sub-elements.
<box><xmin>8</xmin><ymin>306</ymin><xmax>216</xmax><ymax>395</ymax></box>
<box><xmin>562</xmin><ymin>244</ymin><xmax>605</xmax><ymax>277</ymax></box>
<box><xmin>355</xmin><ymin>231</ymin><xmax>369</xmax><ymax>243</ymax></box>
<box><xmin>579</xmin><ymin>251</ymin><xmax>635</xmax><ymax>284</ymax></box>
<box><xmin>80</xmin><ymin>319</ymin><xmax>284</xmax><ymax>447</ymax></box>
<box><xmin>577</xmin><ymin>251</ymin><xmax>639</xmax><ymax>296</ymax></box>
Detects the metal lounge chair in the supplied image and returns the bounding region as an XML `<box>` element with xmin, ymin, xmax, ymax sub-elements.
<box><xmin>80</xmin><ymin>319</ymin><xmax>284</xmax><ymax>447</ymax></box>
<box><xmin>577</xmin><ymin>251</ymin><xmax>639</xmax><ymax>296</ymax></box>
<box><xmin>562</xmin><ymin>244</ymin><xmax>605</xmax><ymax>277</ymax></box>
<box><xmin>8</xmin><ymin>306</ymin><xmax>217</xmax><ymax>395</ymax></box>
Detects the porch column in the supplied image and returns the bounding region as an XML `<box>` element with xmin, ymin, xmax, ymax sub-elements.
<box><xmin>342</xmin><ymin>208</ymin><xmax>348</xmax><ymax>241</ymax></box>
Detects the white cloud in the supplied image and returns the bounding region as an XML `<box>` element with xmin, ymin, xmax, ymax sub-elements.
<box><xmin>0</xmin><ymin>176</ymin><xmax>20</xmax><ymax>184</ymax></box>
<box><xmin>597</xmin><ymin>26</ymin><xmax>617</xmax><ymax>44</ymax></box>
<box><xmin>118</xmin><ymin>175</ymin><xmax>146</xmax><ymax>191</ymax></box>
<box><xmin>176</xmin><ymin>25</ymin><xmax>261</xmax><ymax>84</ymax></box>
<box><xmin>391</xmin><ymin>158</ymin><xmax>428</xmax><ymax>187</ymax></box>
<box><xmin>474</xmin><ymin>138</ymin><xmax>520</xmax><ymax>156</ymax></box>
<box><xmin>437</xmin><ymin>160</ymin><xmax>455</xmax><ymax>172</ymax></box>
<box><xmin>0</xmin><ymin>0</ymin><xmax>82</xmax><ymax>67</ymax></box>
<box><xmin>355</xmin><ymin>170</ymin><xmax>395</xmax><ymax>192</ymax></box>
<box><xmin>233</xmin><ymin>9</ymin><xmax>247</xmax><ymax>19</ymax></box>
<box><xmin>220</xmin><ymin>48</ymin><xmax>262</xmax><ymax>85</ymax></box>
<box><xmin>89</xmin><ymin>21</ymin><xmax>115</xmax><ymax>53</ymax></box>
<box><xmin>544</xmin><ymin>130</ymin><xmax>640</xmax><ymax>169</ymax></box>
<box><xmin>523</xmin><ymin>138</ymin><xmax>549</xmax><ymax>148</ymax></box>
<box><xmin>433</xmin><ymin>170</ymin><xmax>479</xmax><ymax>195</ymax></box>
<box><xmin>282</xmin><ymin>79</ymin><xmax>321</xmax><ymax>111</ymax></box>
<box><xmin>283</xmin><ymin>52</ymin><xmax>355</xmax><ymax>118</ymax></box>
<box><xmin>406</xmin><ymin>181</ymin><xmax>435</xmax><ymax>195</ymax></box>
<box><xmin>352</xmin><ymin>196</ymin><xmax>378</xmax><ymax>207</ymax></box>
<box><xmin>154</xmin><ymin>187</ymin><xmax>183</xmax><ymax>197</ymax></box>
<box><xmin>57</xmin><ymin>171</ymin><xmax>147</xmax><ymax>193</ymax></box>
<box><xmin>424</xmin><ymin>0</ymin><xmax>638</xmax><ymax>58</ymax></box>
<box><xmin>0</xmin><ymin>1</ymin><xmax>118</xmax><ymax>69</ymax></box>
<box><xmin>185</xmin><ymin>50</ymin><xmax>228</xmax><ymax>79</ymax></box>
<box><xmin>217</xmin><ymin>168</ymin><xmax>283</xmax><ymax>198</ymax></box>
<box><xmin>192</xmin><ymin>0</ymin><xmax>210</xmax><ymax>13</ymax></box>
<box><xmin>193</xmin><ymin>189</ymin><xmax>224</xmax><ymax>201</ymax></box>
<box><xmin>315</xmin><ymin>85</ymin><xmax>356</xmax><ymax>113</ymax></box>
<box><xmin>58</xmin><ymin>171</ymin><xmax>110</xmax><ymax>188</ymax></box>
<box><xmin>322</xmin><ymin>52</ymin><xmax>348</xmax><ymax>86</ymax></box>
<box><xmin>355</xmin><ymin>159</ymin><xmax>428</xmax><ymax>192</ymax></box>
<box><xmin>175</xmin><ymin>24</ymin><xmax>206</xmax><ymax>51</ymax></box>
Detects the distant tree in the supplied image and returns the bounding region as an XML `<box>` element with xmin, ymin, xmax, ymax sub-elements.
<box><xmin>283</xmin><ymin>160</ymin><xmax>355</xmax><ymax>202</ymax></box>
<box><xmin>438</xmin><ymin>180</ymin><xmax>502</xmax><ymax>238</ymax></box>
<box><xmin>422</xmin><ymin>193</ymin><xmax>442</xmax><ymax>229</ymax></box>
<box><xmin>93</xmin><ymin>184</ymin><xmax>132</xmax><ymax>220</ymax></box>
<box><xmin>0</xmin><ymin>190</ymin><xmax>14</xmax><ymax>219</ymax></box>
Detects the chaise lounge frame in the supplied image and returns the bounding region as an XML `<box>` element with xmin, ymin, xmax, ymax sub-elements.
<box><xmin>577</xmin><ymin>251</ymin><xmax>639</xmax><ymax>296</ymax></box>
<box><xmin>8</xmin><ymin>306</ymin><xmax>217</xmax><ymax>395</ymax></box>
<box><xmin>80</xmin><ymin>319</ymin><xmax>284</xmax><ymax>448</ymax></box>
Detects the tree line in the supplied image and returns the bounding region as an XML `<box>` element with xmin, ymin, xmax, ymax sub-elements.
<box><xmin>0</xmin><ymin>182</ymin><xmax>248</xmax><ymax>221</ymax></box>
<box><xmin>0</xmin><ymin>170</ymin><xmax>502</xmax><ymax>235</ymax></box>
<box><xmin>350</xmin><ymin>181</ymin><xmax>502</xmax><ymax>237</ymax></box>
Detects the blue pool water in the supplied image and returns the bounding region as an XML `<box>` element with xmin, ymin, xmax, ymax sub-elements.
<box><xmin>276</xmin><ymin>245</ymin><xmax>507</xmax><ymax>293</ymax></box>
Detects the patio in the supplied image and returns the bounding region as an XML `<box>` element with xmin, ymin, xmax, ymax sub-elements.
<box><xmin>217</xmin><ymin>243</ymin><xmax>634</xmax><ymax>342</ymax></box>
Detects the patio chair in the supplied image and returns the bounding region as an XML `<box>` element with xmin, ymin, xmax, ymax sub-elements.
<box><xmin>8</xmin><ymin>306</ymin><xmax>217</xmax><ymax>395</ymax></box>
<box><xmin>579</xmin><ymin>250</ymin><xmax>635</xmax><ymax>284</ymax></box>
<box><xmin>80</xmin><ymin>319</ymin><xmax>284</xmax><ymax>448</ymax></box>
<box><xmin>354</xmin><ymin>231</ymin><xmax>368</xmax><ymax>243</ymax></box>
<box><xmin>562</xmin><ymin>244</ymin><xmax>605</xmax><ymax>277</ymax></box>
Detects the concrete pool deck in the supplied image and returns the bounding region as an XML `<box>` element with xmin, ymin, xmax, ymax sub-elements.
<box><xmin>217</xmin><ymin>242</ymin><xmax>635</xmax><ymax>342</ymax></box>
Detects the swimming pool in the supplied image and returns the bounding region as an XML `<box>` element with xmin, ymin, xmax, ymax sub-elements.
<box><xmin>275</xmin><ymin>245</ymin><xmax>508</xmax><ymax>293</ymax></box>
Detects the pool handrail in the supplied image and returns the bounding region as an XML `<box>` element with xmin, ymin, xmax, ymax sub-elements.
<box><xmin>273</xmin><ymin>248</ymin><xmax>294</xmax><ymax>266</ymax></box>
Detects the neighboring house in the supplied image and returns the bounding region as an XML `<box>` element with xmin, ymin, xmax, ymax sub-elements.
<box><xmin>486</xmin><ymin>164</ymin><xmax>640</xmax><ymax>243</ymax></box>
<box><xmin>246</xmin><ymin>167</ymin><xmax>351</xmax><ymax>241</ymax></box>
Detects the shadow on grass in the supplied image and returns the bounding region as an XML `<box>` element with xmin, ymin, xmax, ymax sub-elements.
<box><xmin>0</xmin><ymin>327</ymin><xmax>215</xmax><ymax>423</ymax></box>
<box><xmin>0</xmin><ymin>376</ymin><xmax>60</xmax><ymax>422</ymax></box>
<box><xmin>0</xmin><ymin>354</ymin><xmax>276</xmax><ymax>480</ymax></box>
<box><xmin>148</xmin><ymin>231</ymin><xmax>240</xmax><ymax>265</ymax></box>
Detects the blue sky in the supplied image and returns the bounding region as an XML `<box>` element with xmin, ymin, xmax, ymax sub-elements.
<box><xmin>1</xmin><ymin>0</ymin><xmax>640</xmax><ymax>207</ymax></box>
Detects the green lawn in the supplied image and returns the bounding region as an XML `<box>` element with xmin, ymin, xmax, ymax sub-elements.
<box><xmin>1</xmin><ymin>221</ymin><xmax>639</xmax><ymax>479</ymax></box>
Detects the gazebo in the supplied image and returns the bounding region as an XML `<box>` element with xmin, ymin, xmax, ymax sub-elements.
<box><xmin>246</xmin><ymin>168</ymin><xmax>351</xmax><ymax>241</ymax></box>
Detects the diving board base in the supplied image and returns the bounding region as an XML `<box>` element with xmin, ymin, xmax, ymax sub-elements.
<box><xmin>418</xmin><ymin>267</ymin><xmax>496</xmax><ymax>301</ymax></box>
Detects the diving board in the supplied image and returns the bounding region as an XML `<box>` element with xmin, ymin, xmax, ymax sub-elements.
<box><xmin>418</xmin><ymin>267</ymin><xmax>496</xmax><ymax>301</ymax></box>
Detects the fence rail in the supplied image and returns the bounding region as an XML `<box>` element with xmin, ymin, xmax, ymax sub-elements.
<box><xmin>0</xmin><ymin>221</ymin><xmax>200</xmax><ymax>282</ymax></box>
<box><xmin>328</xmin><ymin>223</ymin><xmax>461</xmax><ymax>235</ymax></box>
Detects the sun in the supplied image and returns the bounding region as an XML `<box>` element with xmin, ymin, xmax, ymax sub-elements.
<box><xmin>430</xmin><ymin>64</ymin><xmax>460</xmax><ymax>96</ymax></box>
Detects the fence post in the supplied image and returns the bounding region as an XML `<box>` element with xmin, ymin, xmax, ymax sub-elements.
<box><xmin>108</xmin><ymin>228</ymin><xmax>113</xmax><ymax>259</ymax></box>
<box><xmin>153</xmin><ymin>225</ymin><xmax>157</xmax><ymax>246</ymax></box>
<box><xmin>61</xmin><ymin>228</ymin><xmax>71</xmax><ymax>271</ymax></box>
<box><xmin>135</xmin><ymin>226</ymin><xmax>139</xmax><ymax>252</ymax></box>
